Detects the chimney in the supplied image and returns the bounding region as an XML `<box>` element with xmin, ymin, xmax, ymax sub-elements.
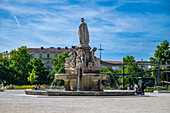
<box><xmin>50</xmin><ymin>47</ymin><xmax>54</xmax><ymax>49</ymax></box>
<box><xmin>65</xmin><ymin>47</ymin><xmax>68</xmax><ymax>49</ymax></box>
<box><xmin>72</xmin><ymin>46</ymin><xmax>76</xmax><ymax>49</ymax></box>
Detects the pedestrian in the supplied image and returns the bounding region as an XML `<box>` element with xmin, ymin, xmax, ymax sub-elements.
<box><xmin>131</xmin><ymin>84</ymin><xmax>133</xmax><ymax>90</ymax></box>
<box><xmin>35</xmin><ymin>84</ymin><xmax>37</xmax><ymax>90</ymax></box>
<box><xmin>133</xmin><ymin>83</ymin><xmax>138</xmax><ymax>95</ymax></box>
<box><xmin>38</xmin><ymin>84</ymin><xmax>41</xmax><ymax>89</ymax></box>
<box><xmin>141</xmin><ymin>81</ymin><xmax>145</xmax><ymax>95</ymax></box>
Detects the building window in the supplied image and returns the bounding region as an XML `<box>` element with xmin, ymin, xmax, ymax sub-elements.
<box><xmin>46</xmin><ymin>61</ymin><xmax>50</xmax><ymax>68</ymax></box>
<box><xmin>39</xmin><ymin>54</ymin><xmax>42</xmax><ymax>58</ymax></box>
<box><xmin>55</xmin><ymin>54</ymin><xmax>58</xmax><ymax>57</ymax></box>
<box><xmin>47</xmin><ymin>54</ymin><xmax>50</xmax><ymax>58</ymax></box>
<box><xmin>32</xmin><ymin>54</ymin><xmax>34</xmax><ymax>58</ymax></box>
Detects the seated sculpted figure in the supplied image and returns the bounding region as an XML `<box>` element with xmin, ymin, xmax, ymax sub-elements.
<box><xmin>91</xmin><ymin>47</ymin><xmax>97</xmax><ymax>63</ymax></box>
<box><xmin>68</xmin><ymin>48</ymin><xmax>77</xmax><ymax>68</ymax></box>
<box><xmin>76</xmin><ymin>49</ymin><xmax>86</xmax><ymax>67</ymax></box>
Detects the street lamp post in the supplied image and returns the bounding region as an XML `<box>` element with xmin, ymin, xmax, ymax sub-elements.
<box><xmin>158</xmin><ymin>58</ymin><xmax>160</xmax><ymax>86</ymax></box>
<box><xmin>141</xmin><ymin>59</ymin><xmax>143</xmax><ymax>79</ymax></box>
<box><xmin>98</xmin><ymin>44</ymin><xmax>104</xmax><ymax>60</ymax></box>
<box><xmin>141</xmin><ymin>59</ymin><xmax>145</xmax><ymax>95</ymax></box>
<box><xmin>123</xmin><ymin>57</ymin><xmax>125</xmax><ymax>89</ymax></box>
<box><xmin>165</xmin><ymin>55</ymin><xmax>169</xmax><ymax>88</ymax></box>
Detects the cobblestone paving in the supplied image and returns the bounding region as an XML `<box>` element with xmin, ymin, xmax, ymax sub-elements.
<box><xmin>0</xmin><ymin>90</ymin><xmax>170</xmax><ymax>113</ymax></box>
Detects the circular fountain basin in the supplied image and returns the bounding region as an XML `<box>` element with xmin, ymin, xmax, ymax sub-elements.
<box><xmin>25</xmin><ymin>89</ymin><xmax>135</xmax><ymax>96</ymax></box>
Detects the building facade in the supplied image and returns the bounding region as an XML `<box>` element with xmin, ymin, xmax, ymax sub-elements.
<box><xmin>28</xmin><ymin>46</ymin><xmax>75</xmax><ymax>71</ymax></box>
<box><xmin>102</xmin><ymin>61</ymin><xmax>149</xmax><ymax>70</ymax></box>
<box><xmin>1</xmin><ymin>51</ymin><xmax>10</xmax><ymax>58</ymax></box>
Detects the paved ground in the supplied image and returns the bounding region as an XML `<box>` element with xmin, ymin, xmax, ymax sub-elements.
<box><xmin>0</xmin><ymin>90</ymin><xmax>170</xmax><ymax>113</ymax></box>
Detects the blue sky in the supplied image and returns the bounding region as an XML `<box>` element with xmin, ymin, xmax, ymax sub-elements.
<box><xmin>0</xmin><ymin>0</ymin><xmax>169</xmax><ymax>61</ymax></box>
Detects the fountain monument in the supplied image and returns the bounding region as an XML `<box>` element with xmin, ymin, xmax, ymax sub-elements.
<box><xmin>25</xmin><ymin>18</ymin><xmax>135</xmax><ymax>96</ymax></box>
<box><xmin>55</xmin><ymin>18</ymin><xmax>107</xmax><ymax>91</ymax></box>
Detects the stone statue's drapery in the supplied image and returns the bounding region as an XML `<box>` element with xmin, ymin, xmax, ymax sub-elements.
<box><xmin>79</xmin><ymin>22</ymin><xmax>89</xmax><ymax>45</ymax></box>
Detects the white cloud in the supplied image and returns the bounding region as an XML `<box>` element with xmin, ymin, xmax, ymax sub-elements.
<box><xmin>13</xmin><ymin>15</ymin><xmax>20</xmax><ymax>27</ymax></box>
<box><xmin>118</xmin><ymin>0</ymin><xmax>161</xmax><ymax>3</ymax></box>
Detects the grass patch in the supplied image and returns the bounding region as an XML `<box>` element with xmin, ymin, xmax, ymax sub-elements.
<box><xmin>144</xmin><ymin>88</ymin><xmax>154</xmax><ymax>93</ymax></box>
<box><xmin>144</xmin><ymin>86</ymin><xmax>169</xmax><ymax>93</ymax></box>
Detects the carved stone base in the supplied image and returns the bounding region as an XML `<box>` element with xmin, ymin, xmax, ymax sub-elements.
<box><xmin>55</xmin><ymin>73</ymin><xmax>107</xmax><ymax>91</ymax></box>
<box><xmin>65</xmin><ymin>67</ymin><xmax>101</xmax><ymax>74</ymax></box>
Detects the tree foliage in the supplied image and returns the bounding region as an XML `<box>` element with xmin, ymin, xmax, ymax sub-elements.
<box><xmin>150</xmin><ymin>40</ymin><xmax>170</xmax><ymax>85</ymax></box>
<box><xmin>123</xmin><ymin>55</ymin><xmax>141</xmax><ymax>74</ymax></box>
<box><xmin>9</xmin><ymin>47</ymin><xmax>31</xmax><ymax>85</ymax></box>
<box><xmin>50</xmin><ymin>52</ymin><xmax>69</xmax><ymax>76</ymax></box>
<box><xmin>0</xmin><ymin>57</ymin><xmax>11</xmax><ymax>85</ymax></box>
<box><xmin>122</xmin><ymin>55</ymin><xmax>141</xmax><ymax>85</ymax></box>
<box><xmin>27</xmin><ymin>69</ymin><xmax>38</xmax><ymax>84</ymax></box>
<box><xmin>0</xmin><ymin>47</ymin><xmax>69</xmax><ymax>86</ymax></box>
<box><xmin>101</xmin><ymin>67</ymin><xmax>114</xmax><ymax>74</ymax></box>
<box><xmin>0</xmin><ymin>53</ymin><xmax>2</xmax><ymax>58</ymax></box>
<box><xmin>150</xmin><ymin>40</ymin><xmax>170</xmax><ymax>64</ymax></box>
<box><xmin>49</xmin><ymin>52</ymin><xmax>69</xmax><ymax>86</ymax></box>
<box><xmin>27</xmin><ymin>57</ymin><xmax>49</xmax><ymax>84</ymax></box>
<box><xmin>123</xmin><ymin>55</ymin><xmax>135</xmax><ymax>64</ymax></box>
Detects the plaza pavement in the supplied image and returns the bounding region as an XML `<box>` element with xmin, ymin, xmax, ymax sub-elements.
<box><xmin>0</xmin><ymin>90</ymin><xmax>170</xmax><ymax>113</ymax></box>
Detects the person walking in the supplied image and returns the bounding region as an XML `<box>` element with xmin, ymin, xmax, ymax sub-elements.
<box><xmin>38</xmin><ymin>84</ymin><xmax>41</xmax><ymax>89</ymax></box>
<box><xmin>133</xmin><ymin>83</ymin><xmax>138</xmax><ymax>95</ymax></box>
<box><xmin>35</xmin><ymin>84</ymin><xmax>37</xmax><ymax>90</ymax></box>
<box><xmin>141</xmin><ymin>81</ymin><xmax>145</xmax><ymax>95</ymax></box>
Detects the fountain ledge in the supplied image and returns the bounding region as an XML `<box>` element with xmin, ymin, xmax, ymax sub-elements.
<box><xmin>25</xmin><ymin>89</ymin><xmax>135</xmax><ymax>96</ymax></box>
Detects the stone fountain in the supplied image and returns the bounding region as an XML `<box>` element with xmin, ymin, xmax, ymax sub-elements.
<box><xmin>55</xmin><ymin>18</ymin><xmax>107</xmax><ymax>91</ymax></box>
<box><xmin>25</xmin><ymin>18</ymin><xmax>135</xmax><ymax>96</ymax></box>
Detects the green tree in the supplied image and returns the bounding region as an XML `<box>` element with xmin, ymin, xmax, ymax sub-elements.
<box><xmin>150</xmin><ymin>40</ymin><xmax>170</xmax><ymax>64</ymax></box>
<box><xmin>123</xmin><ymin>55</ymin><xmax>135</xmax><ymax>64</ymax></box>
<box><xmin>102</xmin><ymin>67</ymin><xmax>124</xmax><ymax>88</ymax></box>
<box><xmin>27</xmin><ymin>57</ymin><xmax>49</xmax><ymax>84</ymax></box>
<box><xmin>101</xmin><ymin>66</ymin><xmax>114</xmax><ymax>74</ymax></box>
<box><xmin>50</xmin><ymin>52</ymin><xmax>69</xmax><ymax>75</ymax></box>
<box><xmin>0</xmin><ymin>56</ymin><xmax>17</xmax><ymax>85</ymax></box>
<box><xmin>9</xmin><ymin>46</ymin><xmax>31</xmax><ymax>85</ymax></box>
<box><xmin>0</xmin><ymin>57</ymin><xmax>9</xmax><ymax>85</ymax></box>
<box><xmin>50</xmin><ymin>52</ymin><xmax>69</xmax><ymax>85</ymax></box>
<box><xmin>150</xmin><ymin>40</ymin><xmax>170</xmax><ymax>85</ymax></box>
<box><xmin>0</xmin><ymin>53</ymin><xmax>2</xmax><ymax>58</ymax></box>
<box><xmin>122</xmin><ymin>55</ymin><xmax>141</xmax><ymax>86</ymax></box>
<box><xmin>27</xmin><ymin>69</ymin><xmax>38</xmax><ymax>84</ymax></box>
